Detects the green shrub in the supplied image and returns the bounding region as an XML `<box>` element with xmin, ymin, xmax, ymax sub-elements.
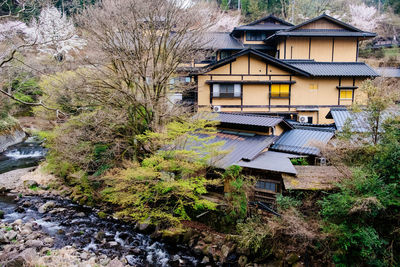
<box><xmin>276</xmin><ymin>194</ymin><xmax>301</xmax><ymax>212</ymax></box>
<box><xmin>290</xmin><ymin>157</ymin><xmax>309</xmax><ymax>165</ymax></box>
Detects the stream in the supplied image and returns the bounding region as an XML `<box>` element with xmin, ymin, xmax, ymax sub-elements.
<box><xmin>0</xmin><ymin>137</ymin><xmax>203</xmax><ymax>266</ymax></box>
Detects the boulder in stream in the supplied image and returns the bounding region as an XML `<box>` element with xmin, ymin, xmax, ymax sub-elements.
<box><xmin>38</xmin><ymin>201</ymin><xmax>56</xmax><ymax>213</ymax></box>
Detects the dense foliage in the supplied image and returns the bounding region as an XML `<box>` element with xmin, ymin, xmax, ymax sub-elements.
<box><xmin>320</xmin><ymin>117</ymin><xmax>400</xmax><ymax>266</ymax></box>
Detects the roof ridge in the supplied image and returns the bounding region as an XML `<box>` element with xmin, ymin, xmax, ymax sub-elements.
<box><xmin>219</xmin><ymin>112</ymin><xmax>283</xmax><ymax>119</ymax></box>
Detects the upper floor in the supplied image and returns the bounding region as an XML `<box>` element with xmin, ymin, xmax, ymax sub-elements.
<box><xmin>199</xmin><ymin>13</ymin><xmax>376</xmax><ymax>64</ymax></box>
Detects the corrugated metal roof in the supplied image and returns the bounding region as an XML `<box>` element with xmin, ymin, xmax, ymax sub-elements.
<box><xmin>285</xmin><ymin>61</ymin><xmax>379</xmax><ymax>77</ymax></box>
<box><xmin>196</xmin><ymin>132</ymin><xmax>277</xmax><ymax>169</ymax></box>
<box><xmin>214</xmin><ymin>112</ymin><xmax>285</xmax><ymax>127</ymax></box>
<box><xmin>327</xmin><ymin>107</ymin><xmax>399</xmax><ymax>132</ymax></box>
<box><xmin>271</xmin><ymin>128</ymin><xmax>334</xmax><ymax>156</ymax></box>
<box><xmin>238</xmin><ymin>151</ymin><xmax>297</xmax><ymax>175</ymax></box>
<box><xmin>375</xmin><ymin>67</ymin><xmax>400</xmax><ymax>78</ymax></box>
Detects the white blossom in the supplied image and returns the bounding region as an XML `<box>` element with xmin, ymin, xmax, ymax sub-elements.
<box><xmin>349</xmin><ymin>3</ymin><xmax>385</xmax><ymax>32</ymax></box>
<box><xmin>29</xmin><ymin>6</ymin><xmax>86</xmax><ymax>56</ymax></box>
<box><xmin>0</xmin><ymin>20</ymin><xmax>33</xmax><ymax>42</ymax></box>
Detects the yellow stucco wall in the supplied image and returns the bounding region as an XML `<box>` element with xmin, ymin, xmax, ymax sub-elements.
<box><xmin>278</xmin><ymin>37</ymin><xmax>358</xmax><ymax>62</ymax></box>
<box><xmin>197</xmin><ymin>54</ymin><xmax>367</xmax><ymax>122</ymax></box>
<box><xmin>333</xmin><ymin>38</ymin><xmax>358</xmax><ymax>62</ymax></box>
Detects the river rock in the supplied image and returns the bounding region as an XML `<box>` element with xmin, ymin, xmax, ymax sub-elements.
<box><xmin>43</xmin><ymin>237</ymin><xmax>54</xmax><ymax>246</ymax></box>
<box><xmin>0</xmin><ymin>187</ymin><xmax>7</xmax><ymax>195</ymax></box>
<box><xmin>20</xmin><ymin>229</ymin><xmax>31</xmax><ymax>236</ymax></box>
<box><xmin>25</xmin><ymin>240</ymin><xmax>44</xmax><ymax>248</ymax></box>
<box><xmin>0</xmin><ymin>210</ymin><xmax>4</xmax><ymax>219</ymax></box>
<box><xmin>5</xmin><ymin>231</ymin><xmax>17</xmax><ymax>241</ymax></box>
<box><xmin>80</xmin><ymin>252</ymin><xmax>89</xmax><ymax>260</ymax></box>
<box><xmin>76</xmin><ymin>212</ymin><xmax>85</xmax><ymax>217</ymax></box>
<box><xmin>138</xmin><ymin>217</ymin><xmax>152</xmax><ymax>232</ymax></box>
<box><xmin>107</xmin><ymin>258</ymin><xmax>124</xmax><ymax>267</ymax></box>
<box><xmin>12</xmin><ymin>219</ymin><xmax>23</xmax><ymax>226</ymax></box>
<box><xmin>23</xmin><ymin>180</ymin><xmax>38</xmax><ymax>189</ymax></box>
<box><xmin>201</xmin><ymin>256</ymin><xmax>210</xmax><ymax>264</ymax></box>
<box><xmin>0</xmin><ymin>232</ymin><xmax>7</xmax><ymax>243</ymax></box>
<box><xmin>38</xmin><ymin>201</ymin><xmax>55</xmax><ymax>213</ymax></box>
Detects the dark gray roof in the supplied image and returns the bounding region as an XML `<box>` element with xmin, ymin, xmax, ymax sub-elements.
<box><xmin>375</xmin><ymin>67</ymin><xmax>400</xmax><ymax>78</ymax></box>
<box><xmin>246</xmin><ymin>15</ymin><xmax>293</xmax><ymax>27</ymax></box>
<box><xmin>285</xmin><ymin>61</ymin><xmax>379</xmax><ymax>77</ymax></box>
<box><xmin>265</xmin><ymin>13</ymin><xmax>376</xmax><ymax>41</ymax></box>
<box><xmin>197</xmin><ymin>132</ymin><xmax>277</xmax><ymax>169</ymax></box>
<box><xmin>326</xmin><ymin>107</ymin><xmax>399</xmax><ymax>132</ymax></box>
<box><xmin>269</xmin><ymin>29</ymin><xmax>376</xmax><ymax>38</ymax></box>
<box><xmin>271</xmin><ymin>128</ymin><xmax>334</xmax><ymax>156</ymax></box>
<box><xmin>237</xmin><ymin>151</ymin><xmax>297</xmax><ymax>175</ymax></box>
<box><xmin>203</xmin><ymin>32</ymin><xmax>244</xmax><ymax>50</ymax></box>
<box><xmin>234</xmin><ymin>23</ymin><xmax>292</xmax><ymax>31</ymax></box>
<box><xmin>214</xmin><ymin>112</ymin><xmax>288</xmax><ymax>128</ymax></box>
<box><xmin>204</xmin><ymin>49</ymin><xmax>311</xmax><ymax>76</ymax></box>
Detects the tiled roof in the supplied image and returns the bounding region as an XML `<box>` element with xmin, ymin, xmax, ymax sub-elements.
<box><xmin>203</xmin><ymin>32</ymin><xmax>244</xmax><ymax>50</ymax></box>
<box><xmin>234</xmin><ymin>23</ymin><xmax>292</xmax><ymax>31</ymax></box>
<box><xmin>271</xmin><ymin>128</ymin><xmax>335</xmax><ymax>156</ymax></box>
<box><xmin>238</xmin><ymin>151</ymin><xmax>297</xmax><ymax>175</ymax></box>
<box><xmin>196</xmin><ymin>132</ymin><xmax>277</xmax><ymax>169</ymax></box>
<box><xmin>285</xmin><ymin>61</ymin><xmax>379</xmax><ymax>77</ymax></box>
<box><xmin>269</xmin><ymin>29</ymin><xmax>376</xmax><ymax>38</ymax></box>
<box><xmin>375</xmin><ymin>67</ymin><xmax>400</xmax><ymax>78</ymax></box>
<box><xmin>214</xmin><ymin>112</ymin><xmax>287</xmax><ymax>128</ymax></box>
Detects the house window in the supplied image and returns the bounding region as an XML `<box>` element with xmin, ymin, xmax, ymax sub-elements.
<box><xmin>256</xmin><ymin>180</ymin><xmax>279</xmax><ymax>193</ymax></box>
<box><xmin>271</xmin><ymin>84</ymin><xmax>290</xmax><ymax>98</ymax></box>
<box><xmin>213</xmin><ymin>84</ymin><xmax>241</xmax><ymax>98</ymax></box>
<box><xmin>246</xmin><ymin>32</ymin><xmax>267</xmax><ymax>41</ymax></box>
<box><xmin>340</xmin><ymin>89</ymin><xmax>353</xmax><ymax>100</ymax></box>
<box><xmin>220</xmin><ymin>50</ymin><xmax>232</xmax><ymax>59</ymax></box>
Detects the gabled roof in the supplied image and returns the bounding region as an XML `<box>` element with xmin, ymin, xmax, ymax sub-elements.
<box><xmin>247</xmin><ymin>14</ymin><xmax>294</xmax><ymax>27</ymax></box>
<box><xmin>271</xmin><ymin>127</ymin><xmax>335</xmax><ymax>156</ymax></box>
<box><xmin>232</xmin><ymin>15</ymin><xmax>293</xmax><ymax>34</ymax></box>
<box><xmin>238</xmin><ymin>151</ymin><xmax>297</xmax><ymax>175</ymax></box>
<box><xmin>265</xmin><ymin>13</ymin><xmax>376</xmax><ymax>41</ymax></box>
<box><xmin>326</xmin><ymin>107</ymin><xmax>399</xmax><ymax>132</ymax></box>
<box><xmin>196</xmin><ymin>132</ymin><xmax>277</xmax><ymax>169</ymax></box>
<box><xmin>213</xmin><ymin>112</ymin><xmax>293</xmax><ymax>129</ymax></box>
<box><xmin>203</xmin><ymin>32</ymin><xmax>244</xmax><ymax>50</ymax></box>
<box><xmin>204</xmin><ymin>49</ymin><xmax>310</xmax><ymax>76</ymax></box>
<box><xmin>284</xmin><ymin>60</ymin><xmax>379</xmax><ymax>77</ymax></box>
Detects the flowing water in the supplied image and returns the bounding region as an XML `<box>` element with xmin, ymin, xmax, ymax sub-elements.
<box><xmin>0</xmin><ymin>137</ymin><xmax>202</xmax><ymax>266</ymax></box>
<box><xmin>0</xmin><ymin>136</ymin><xmax>47</xmax><ymax>174</ymax></box>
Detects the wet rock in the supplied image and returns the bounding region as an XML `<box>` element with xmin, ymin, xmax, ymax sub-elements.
<box><xmin>20</xmin><ymin>229</ymin><xmax>31</xmax><ymax>236</ymax></box>
<box><xmin>21</xmin><ymin>201</ymin><xmax>32</xmax><ymax>207</ymax></box>
<box><xmin>96</xmin><ymin>231</ymin><xmax>105</xmax><ymax>242</ymax></box>
<box><xmin>25</xmin><ymin>240</ymin><xmax>44</xmax><ymax>248</ymax></box>
<box><xmin>14</xmin><ymin>206</ymin><xmax>24</xmax><ymax>213</ymax></box>
<box><xmin>19</xmin><ymin>248</ymin><xmax>38</xmax><ymax>263</ymax></box>
<box><xmin>138</xmin><ymin>217</ymin><xmax>152</xmax><ymax>232</ymax></box>
<box><xmin>108</xmin><ymin>241</ymin><xmax>118</xmax><ymax>247</ymax></box>
<box><xmin>76</xmin><ymin>212</ymin><xmax>85</xmax><ymax>217</ymax></box>
<box><xmin>0</xmin><ymin>210</ymin><xmax>4</xmax><ymax>219</ymax></box>
<box><xmin>38</xmin><ymin>201</ymin><xmax>55</xmax><ymax>213</ymax></box>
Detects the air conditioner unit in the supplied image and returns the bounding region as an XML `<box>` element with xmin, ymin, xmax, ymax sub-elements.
<box><xmin>299</xmin><ymin>115</ymin><xmax>308</xmax><ymax>123</ymax></box>
<box><xmin>212</xmin><ymin>105</ymin><xmax>222</xmax><ymax>112</ymax></box>
<box><xmin>315</xmin><ymin>157</ymin><xmax>327</xmax><ymax>166</ymax></box>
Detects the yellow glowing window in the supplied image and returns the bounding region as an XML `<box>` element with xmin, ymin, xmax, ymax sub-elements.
<box><xmin>340</xmin><ymin>90</ymin><xmax>353</xmax><ymax>100</ymax></box>
<box><xmin>309</xmin><ymin>84</ymin><xmax>318</xmax><ymax>90</ymax></box>
<box><xmin>271</xmin><ymin>84</ymin><xmax>289</xmax><ymax>98</ymax></box>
